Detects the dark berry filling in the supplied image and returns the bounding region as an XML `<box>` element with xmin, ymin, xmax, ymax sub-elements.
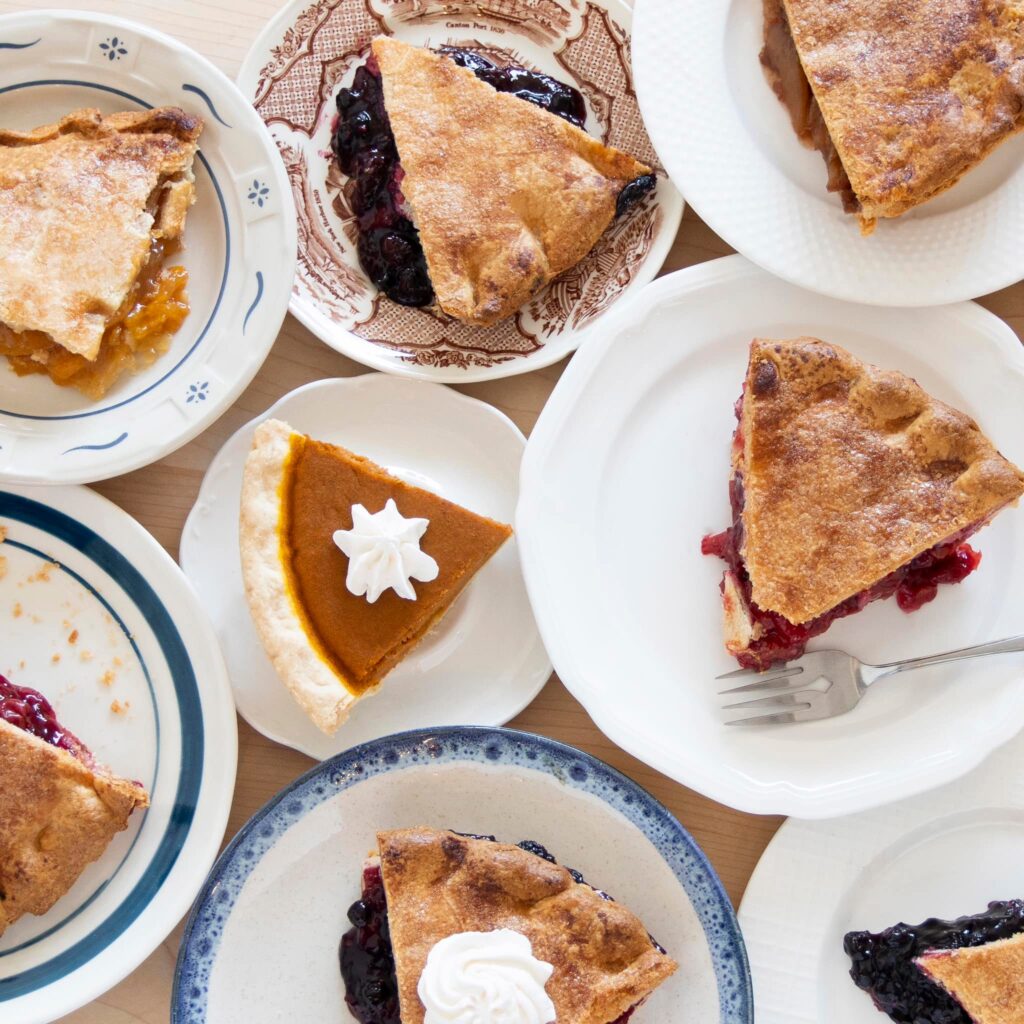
<box><xmin>331</xmin><ymin>48</ymin><xmax>655</xmax><ymax>309</ymax></box>
<box><xmin>0</xmin><ymin>672</ymin><xmax>88</xmax><ymax>761</ymax></box>
<box><xmin>339</xmin><ymin>835</ymin><xmax>656</xmax><ymax>1023</ymax></box>
<box><xmin>844</xmin><ymin>900</ymin><xmax>1024</xmax><ymax>1023</ymax></box>
<box><xmin>701</xmin><ymin>397</ymin><xmax>986</xmax><ymax>670</ymax></box>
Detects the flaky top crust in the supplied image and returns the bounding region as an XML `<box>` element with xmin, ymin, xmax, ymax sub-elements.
<box><xmin>916</xmin><ymin>932</ymin><xmax>1024</xmax><ymax>1024</ymax></box>
<box><xmin>372</xmin><ymin>37</ymin><xmax>650</xmax><ymax>326</ymax></box>
<box><xmin>739</xmin><ymin>337</ymin><xmax>1024</xmax><ymax>624</ymax></box>
<box><xmin>377</xmin><ymin>827</ymin><xmax>676</xmax><ymax>1024</ymax></box>
<box><xmin>0</xmin><ymin>107</ymin><xmax>202</xmax><ymax>359</ymax></box>
<box><xmin>0</xmin><ymin>719</ymin><xmax>148</xmax><ymax>936</ymax></box>
<box><xmin>780</xmin><ymin>0</ymin><xmax>1024</xmax><ymax>223</ymax></box>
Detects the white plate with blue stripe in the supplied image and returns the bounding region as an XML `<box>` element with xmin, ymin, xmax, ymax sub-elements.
<box><xmin>172</xmin><ymin>727</ymin><xmax>751</xmax><ymax>1024</ymax></box>
<box><xmin>0</xmin><ymin>484</ymin><xmax>237</xmax><ymax>1024</ymax></box>
<box><xmin>0</xmin><ymin>10</ymin><xmax>295</xmax><ymax>485</ymax></box>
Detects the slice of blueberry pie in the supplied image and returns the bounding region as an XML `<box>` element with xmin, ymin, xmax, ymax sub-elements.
<box><xmin>845</xmin><ymin>900</ymin><xmax>1024</xmax><ymax>1023</ymax></box>
<box><xmin>332</xmin><ymin>37</ymin><xmax>654</xmax><ymax>324</ymax></box>
<box><xmin>702</xmin><ymin>337</ymin><xmax>1024</xmax><ymax>669</ymax></box>
<box><xmin>339</xmin><ymin>828</ymin><xmax>676</xmax><ymax>1024</ymax></box>
<box><xmin>0</xmin><ymin>673</ymin><xmax>148</xmax><ymax>936</ymax></box>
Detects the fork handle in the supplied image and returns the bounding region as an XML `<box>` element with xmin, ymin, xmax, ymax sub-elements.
<box><xmin>866</xmin><ymin>634</ymin><xmax>1024</xmax><ymax>683</ymax></box>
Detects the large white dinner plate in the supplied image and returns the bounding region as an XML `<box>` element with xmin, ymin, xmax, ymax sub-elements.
<box><xmin>739</xmin><ymin>728</ymin><xmax>1024</xmax><ymax>1022</ymax></box>
<box><xmin>632</xmin><ymin>0</ymin><xmax>1024</xmax><ymax>307</ymax></box>
<box><xmin>0</xmin><ymin>485</ymin><xmax>236</xmax><ymax>1024</ymax></box>
<box><xmin>517</xmin><ymin>255</ymin><xmax>1024</xmax><ymax>819</ymax></box>
<box><xmin>0</xmin><ymin>10</ymin><xmax>295</xmax><ymax>484</ymax></box>
<box><xmin>181</xmin><ymin>374</ymin><xmax>551</xmax><ymax>760</ymax></box>
<box><xmin>237</xmin><ymin>0</ymin><xmax>681</xmax><ymax>382</ymax></box>
<box><xmin>172</xmin><ymin>727</ymin><xmax>751</xmax><ymax>1023</ymax></box>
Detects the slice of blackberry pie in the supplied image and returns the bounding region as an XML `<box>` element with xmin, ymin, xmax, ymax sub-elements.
<box><xmin>339</xmin><ymin>827</ymin><xmax>677</xmax><ymax>1024</ymax></box>
<box><xmin>702</xmin><ymin>337</ymin><xmax>1024</xmax><ymax>670</ymax></box>
<box><xmin>332</xmin><ymin>37</ymin><xmax>655</xmax><ymax>325</ymax></box>
<box><xmin>845</xmin><ymin>900</ymin><xmax>1024</xmax><ymax>1023</ymax></box>
<box><xmin>0</xmin><ymin>673</ymin><xmax>148</xmax><ymax>935</ymax></box>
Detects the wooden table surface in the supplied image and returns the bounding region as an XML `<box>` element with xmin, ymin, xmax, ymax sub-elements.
<box><xmin>5</xmin><ymin>1</ymin><xmax>1022</xmax><ymax>1020</ymax></box>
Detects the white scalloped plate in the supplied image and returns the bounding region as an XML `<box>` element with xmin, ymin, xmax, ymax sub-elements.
<box><xmin>632</xmin><ymin>0</ymin><xmax>1024</xmax><ymax>306</ymax></box>
<box><xmin>740</xmin><ymin>729</ymin><xmax>1024</xmax><ymax>1022</ymax></box>
<box><xmin>0</xmin><ymin>10</ymin><xmax>295</xmax><ymax>484</ymax></box>
<box><xmin>518</xmin><ymin>255</ymin><xmax>1024</xmax><ymax>819</ymax></box>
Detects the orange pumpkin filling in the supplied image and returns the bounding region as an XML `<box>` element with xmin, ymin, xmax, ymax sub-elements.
<box><xmin>0</xmin><ymin>238</ymin><xmax>190</xmax><ymax>401</ymax></box>
<box><xmin>280</xmin><ymin>434</ymin><xmax>513</xmax><ymax>694</ymax></box>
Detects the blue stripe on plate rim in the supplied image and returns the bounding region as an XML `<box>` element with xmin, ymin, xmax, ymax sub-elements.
<box><xmin>0</xmin><ymin>491</ymin><xmax>204</xmax><ymax>1001</ymax></box>
<box><xmin>0</xmin><ymin>80</ymin><xmax>230</xmax><ymax>422</ymax></box>
<box><xmin>173</xmin><ymin>726</ymin><xmax>753</xmax><ymax>1023</ymax></box>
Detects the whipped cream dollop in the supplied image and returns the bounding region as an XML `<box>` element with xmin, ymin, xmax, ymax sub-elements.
<box><xmin>418</xmin><ymin>929</ymin><xmax>556</xmax><ymax>1024</ymax></box>
<box><xmin>332</xmin><ymin>499</ymin><xmax>439</xmax><ymax>603</ymax></box>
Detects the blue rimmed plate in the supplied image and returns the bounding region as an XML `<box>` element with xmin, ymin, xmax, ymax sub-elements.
<box><xmin>0</xmin><ymin>10</ymin><xmax>295</xmax><ymax>484</ymax></box>
<box><xmin>173</xmin><ymin>727</ymin><xmax>751</xmax><ymax>1024</ymax></box>
<box><xmin>0</xmin><ymin>484</ymin><xmax>237</xmax><ymax>1024</ymax></box>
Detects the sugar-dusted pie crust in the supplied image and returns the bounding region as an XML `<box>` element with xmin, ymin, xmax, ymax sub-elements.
<box><xmin>738</xmin><ymin>337</ymin><xmax>1024</xmax><ymax>625</ymax></box>
<box><xmin>916</xmin><ymin>932</ymin><xmax>1024</xmax><ymax>1024</ymax></box>
<box><xmin>0</xmin><ymin>107</ymin><xmax>202</xmax><ymax>359</ymax></box>
<box><xmin>372</xmin><ymin>37</ymin><xmax>651</xmax><ymax>326</ymax></box>
<box><xmin>0</xmin><ymin>719</ymin><xmax>148</xmax><ymax>936</ymax></box>
<box><xmin>777</xmin><ymin>0</ymin><xmax>1024</xmax><ymax>230</ymax></box>
<box><xmin>377</xmin><ymin>827</ymin><xmax>677</xmax><ymax>1024</ymax></box>
<box><xmin>239</xmin><ymin>419</ymin><xmax>512</xmax><ymax>734</ymax></box>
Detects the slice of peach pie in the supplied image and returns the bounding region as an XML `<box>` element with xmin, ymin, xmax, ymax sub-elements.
<box><xmin>0</xmin><ymin>107</ymin><xmax>202</xmax><ymax>399</ymax></box>
<box><xmin>702</xmin><ymin>338</ymin><xmax>1024</xmax><ymax>669</ymax></box>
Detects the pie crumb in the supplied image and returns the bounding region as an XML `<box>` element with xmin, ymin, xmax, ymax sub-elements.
<box><xmin>51</xmin><ymin>653</ymin><xmax>60</xmax><ymax>664</ymax></box>
<box><xmin>12</xmin><ymin>602</ymin><xmax>21</xmax><ymax>619</ymax></box>
<box><xmin>27</xmin><ymin>561</ymin><xmax>58</xmax><ymax>583</ymax></box>
<box><xmin>80</xmin><ymin>649</ymin><xmax>94</xmax><ymax>663</ymax></box>
<box><xmin>110</xmin><ymin>699</ymin><xmax>128</xmax><ymax>716</ymax></box>
<box><xmin>0</xmin><ymin>525</ymin><xmax>7</xmax><ymax>542</ymax></box>
<box><xmin>67</xmin><ymin>629</ymin><xmax>79</xmax><ymax>645</ymax></box>
<box><xmin>100</xmin><ymin>669</ymin><xmax>116</xmax><ymax>687</ymax></box>
<box><xmin>0</xmin><ymin>556</ymin><xmax>7</xmax><ymax>580</ymax></box>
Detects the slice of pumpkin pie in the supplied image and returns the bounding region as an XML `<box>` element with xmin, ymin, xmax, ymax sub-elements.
<box><xmin>239</xmin><ymin>419</ymin><xmax>512</xmax><ymax>733</ymax></box>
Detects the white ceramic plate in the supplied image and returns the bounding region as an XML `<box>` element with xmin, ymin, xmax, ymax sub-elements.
<box><xmin>632</xmin><ymin>0</ymin><xmax>1024</xmax><ymax>307</ymax></box>
<box><xmin>181</xmin><ymin>374</ymin><xmax>551</xmax><ymax>760</ymax></box>
<box><xmin>172</xmin><ymin>727</ymin><xmax>751</xmax><ymax>1023</ymax></box>
<box><xmin>517</xmin><ymin>255</ymin><xmax>1024</xmax><ymax>819</ymax></box>
<box><xmin>0</xmin><ymin>10</ymin><xmax>295</xmax><ymax>484</ymax></box>
<box><xmin>0</xmin><ymin>484</ymin><xmax>236</xmax><ymax>1024</ymax></box>
<box><xmin>236</xmin><ymin>0</ymin><xmax>682</xmax><ymax>382</ymax></box>
<box><xmin>740</xmin><ymin>728</ymin><xmax>1024</xmax><ymax>1023</ymax></box>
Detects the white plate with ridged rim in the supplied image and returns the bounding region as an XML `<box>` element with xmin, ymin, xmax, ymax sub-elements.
<box><xmin>0</xmin><ymin>9</ymin><xmax>295</xmax><ymax>484</ymax></box>
<box><xmin>739</xmin><ymin>728</ymin><xmax>1024</xmax><ymax>1023</ymax></box>
<box><xmin>236</xmin><ymin>0</ymin><xmax>682</xmax><ymax>382</ymax></box>
<box><xmin>180</xmin><ymin>373</ymin><xmax>552</xmax><ymax>760</ymax></box>
<box><xmin>0</xmin><ymin>483</ymin><xmax>236</xmax><ymax>1024</ymax></box>
<box><xmin>172</xmin><ymin>726</ymin><xmax>752</xmax><ymax>1024</ymax></box>
<box><xmin>517</xmin><ymin>254</ymin><xmax>1024</xmax><ymax>819</ymax></box>
<box><xmin>632</xmin><ymin>0</ymin><xmax>1024</xmax><ymax>307</ymax></box>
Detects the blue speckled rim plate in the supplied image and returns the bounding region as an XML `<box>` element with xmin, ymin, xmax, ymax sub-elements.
<box><xmin>0</xmin><ymin>10</ymin><xmax>295</xmax><ymax>484</ymax></box>
<box><xmin>173</xmin><ymin>726</ymin><xmax>752</xmax><ymax>1023</ymax></box>
<box><xmin>0</xmin><ymin>485</ymin><xmax>237</xmax><ymax>1024</ymax></box>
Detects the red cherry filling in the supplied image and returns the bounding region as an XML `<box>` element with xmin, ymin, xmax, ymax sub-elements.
<box><xmin>702</xmin><ymin>402</ymin><xmax>987</xmax><ymax>670</ymax></box>
<box><xmin>0</xmin><ymin>672</ymin><xmax>89</xmax><ymax>762</ymax></box>
<box><xmin>331</xmin><ymin>49</ymin><xmax>656</xmax><ymax>309</ymax></box>
<box><xmin>339</xmin><ymin>838</ymin><xmax>658</xmax><ymax>1023</ymax></box>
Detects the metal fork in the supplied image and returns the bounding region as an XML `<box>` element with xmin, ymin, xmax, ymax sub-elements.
<box><xmin>718</xmin><ymin>635</ymin><xmax>1024</xmax><ymax>725</ymax></box>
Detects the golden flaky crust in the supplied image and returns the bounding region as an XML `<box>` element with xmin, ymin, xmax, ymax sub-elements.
<box><xmin>0</xmin><ymin>719</ymin><xmax>148</xmax><ymax>936</ymax></box>
<box><xmin>916</xmin><ymin>933</ymin><xmax>1024</xmax><ymax>1024</ymax></box>
<box><xmin>0</xmin><ymin>107</ymin><xmax>202</xmax><ymax>359</ymax></box>
<box><xmin>372</xmin><ymin>37</ymin><xmax>650</xmax><ymax>326</ymax></box>
<box><xmin>377</xmin><ymin>828</ymin><xmax>677</xmax><ymax>1024</ymax></box>
<box><xmin>739</xmin><ymin>337</ymin><xmax>1024</xmax><ymax>624</ymax></box>
<box><xmin>779</xmin><ymin>0</ymin><xmax>1024</xmax><ymax>228</ymax></box>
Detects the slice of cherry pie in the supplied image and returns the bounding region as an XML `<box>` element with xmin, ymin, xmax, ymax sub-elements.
<box><xmin>332</xmin><ymin>37</ymin><xmax>654</xmax><ymax>325</ymax></box>
<box><xmin>339</xmin><ymin>828</ymin><xmax>676</xmax><ymax>1024</ymax></box>
<box><xmin>845</xmin><ymin>900</ymin><xmax>1024</xmax><ymax>1023</ymax></box>
<box><xmin>0</xmin><ymin>673</ymin><xmax>148</xmax><ymax>936</ymax></box>
<box><xmin>702</xmin><ymin>338</ymin><xmax>1024</xmax><ymax>669</ymax></box>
